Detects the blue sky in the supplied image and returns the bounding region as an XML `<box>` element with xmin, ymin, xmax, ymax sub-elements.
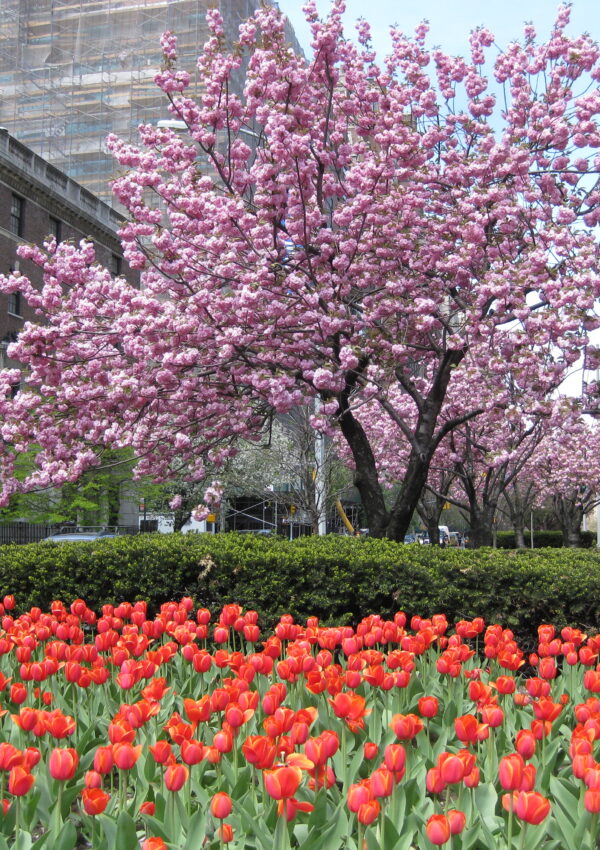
<box><xmin>280</xmin><ymin>0</ymin><xmax>599</xmax><ymax>59</ymax></box>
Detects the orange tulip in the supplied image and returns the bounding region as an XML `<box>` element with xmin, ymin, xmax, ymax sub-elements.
<box><xmin>8</xmin><ymin>765</ymin><xmax>35</xmax><ymax>796</ymax></box>
<box><xmin>142</xmin><ymin>839</ymin><xmax>167</xmax><ymax>850</ymax></box>
<box><xmin>81</xmin><ymin>787</ymin><xmax>110</xmax><ymax>815</ymax></box>
<box><xmin>264</xmin><ymin>765</ymin><xmax>302</xmax><ymax>800</ymax></box>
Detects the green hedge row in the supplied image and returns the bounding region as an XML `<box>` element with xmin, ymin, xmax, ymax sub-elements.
<box><xmin>1</xmin><ymin>533</ymin><xmax>600</xmax><ymax>645</ymax></box>
<box><xmin>495</xmin><ymin>530</ymin><xmax>597</xmax><ymax>548</ymax></box>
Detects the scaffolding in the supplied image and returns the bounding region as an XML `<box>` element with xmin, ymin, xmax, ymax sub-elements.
<box><xmin>0</xmin><ymin>1</ymin><xmax>302</xmax><ymax>205</ymax></box>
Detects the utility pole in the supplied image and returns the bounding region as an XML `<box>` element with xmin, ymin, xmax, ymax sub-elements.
<box><xmin>314</xmin><ymin>398</ymin><xmax>327</xmax><ymax>536</ymax></box>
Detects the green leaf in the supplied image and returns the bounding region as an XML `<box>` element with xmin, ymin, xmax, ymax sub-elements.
<box><xmin>114</xmin><ymin>810</ymin><xmax>139</xmax><ymax>850</ymax></box>
<box><xmin>183</xmin><ymin>808</ymin><xmax>207</xmax><ymax>850</ymax></box>
<box><xmin>52</xmin><ymin>821</ymin><xmax>77</xmax><ymax>850</ymax></box>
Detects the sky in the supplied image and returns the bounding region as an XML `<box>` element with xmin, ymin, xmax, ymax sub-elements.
<box><xmin>279</xmin><ymin>0</ymin><xmax>599</xmax><ymax>59</ymax></box>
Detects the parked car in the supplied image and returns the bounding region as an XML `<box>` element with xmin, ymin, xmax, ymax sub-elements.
<box><xmin>42</xmin><ymin>526</ymin><xmax>118</xmax><ymax>542</ymax></box>
<box><xmin>403</xmin><ymin>533</ymin><xmax>417</xmax><ymax>544</ymax></box>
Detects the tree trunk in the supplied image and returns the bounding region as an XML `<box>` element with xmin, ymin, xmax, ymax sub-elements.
<box><xmin>514</xmin><ymin>525</ymin><xmax>526</xmax><ymax>549</ymax></box>
<box><xmin>337</xmin><ymin>351</ymin><xmax>466</xmax><ymax>541</ymax></box>
<box><xmin>468</xmin><ymin>505</ymin><xmax>495</xmax><ymax>548</ymax></box>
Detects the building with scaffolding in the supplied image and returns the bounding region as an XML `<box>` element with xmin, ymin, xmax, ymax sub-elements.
<box><xmin>0</xmin><ymin>1</ymin><xmax>302</xmax><ymax>206</ymax></box>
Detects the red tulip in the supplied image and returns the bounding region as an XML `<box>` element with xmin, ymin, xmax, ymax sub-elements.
<box><xmin>181</xmin><ymin>738</ymin><xmax>205</xmax><ymax>766</ymax></box>
<box><xmin>347</xmin><ymin>781</ymin><xmax>372</xmax><ymax>812</ymax></box>
<box><xmin>357</xmin><ymin>799</ymin><xmax>380</xmax><ymax>826</ymax></box>
<box><xmin>498</xmin><ymin>754</ymin><xmax>525</xmax><ymax>791</ymax></box>
<box><xmin>426</xmin><ymin>814</ymin><xmax>451</xmax><ymax>845</ymax></box>
<box><xmin>149</xmin><ymin>740</ymin><xmax>173</xmax><ymax>765</ymax></box>
<box><xmin>512</xmin><ymin>791</ymin><xmax>551</xmax><ymax>824</ymax></box>
<box><xmin>81</xmin><ymin>787</ymin><xmax>110</xmax><ymax>815</ymax></box>
<box><xmin>49</xmin><ymin>747</ymin><xmax>79</xmax><ymax>781</ymax></box>
<box><xmin>363</xmin><ymin>742</ymin><xmax>379</xmax><ymax>760</ymax></box>
<box><xmin>210</xmin><ymin>792</ymin><xmax>233</xmax><ymax>819</ymax></box>
<box><xmin>448</xmin><ymin>809</ymin><xmax>466</xmax><ymax>835</ymax></box>
<box><xmin>112</xmin><ymin>743</ymin><xmax>142</xmax><ymax>771</ymax></box>
<box><xmin>418</xmin><ymin>696</ymin><xmax>439</xmax><ymax>718</ymax></box>
<box><xmin>164</xmin><ymin>763</ymin><xmax>189</xmax><ymax>792</ymax></box>
<box><xmin>515</xmin><ymin>730</ymin><xmax>536</xmax><ymax>761</ymax></box>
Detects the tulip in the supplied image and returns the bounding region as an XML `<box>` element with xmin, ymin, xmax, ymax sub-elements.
<box><xmin>8</xmin><ymin>765</ymin><xmax>35</xmax><ymax>796</ymax></box>
<box><xmin>370</xmin><ymin>767</ymin><xmax>394</xmax><ymax>798</ymax></box>
<box><xmin>499</xmin><ymin>754</ymin><xmax>525</xmax><ymax>791</ymax></box>
<box><xmin>513</xmin><ymin>791</ymin><xmax>551</xmax><ymax>825</ymax></box>
<box><xmin>448</xmin><ymin>809</ymin><xmax>466</xmax><ymax>835</ymax></box>
<box><xmin>181</xmin><ymin>738</ymin><xmax>205</xmax><ymax>766</ymax></box>
<box><xmin>357</xmin><ymin>799</ymin><xmax>380</xmax><ymax>826</ymax></box>
<box><xmin>112</xmin><ymin>743</ymin><xmax>142</xmax><ymax>771</ymax></box>
<box><xmin>81</xmin><ymin>787</ymin><xmax>110</xmax><ymax>815</ymax></box>
<box><xmin>139</xmin><ymin>801</ymin><xmax>156</xmax><ymax>815</ymax></box>
<box><xmin>585</xmin><ymin>790</ymin><xmax>600</xmax><ymax>813</ymax></box>
<box><xmin>149</xmin><ymin>740</ymin><xmax>173</xmax><ymax>765</ymax></box>
<box><xmin>218</xmin><ymin>823</ymin><xmax>234</xmax><ymax>842</ymax></box>
<box><xmin>347</xmin><ymin>781</ymin><xmax>372</xmax><ymax>812</ymax></box>
<box><xmin>515</xmin><ymin>729</ymin><xmax>537</xmax><ymax>761</ymax></box>
<box><xmin>363</xmin><ymin>741</ymin><xmax>379</xmax><ymax>760</ymax></box>
<box><xmin>384</xmin><ymin>743</ymin><xmax>406</xmax><ymax>777</ymax></box>
<box><xmin>142</xmin><ymin>840</ymin><xmax>167</xmax><ymax>850</ymax></box>
<box><xmin>49</xmin><ymin>747</ymin><xmax>79</xmax><ymax>781</ymax></box>
<box><xmin>84</xmin><ymin>770</ymin><xmax>103</xmax><ymax>789</ymax></box>
<box><xmin>164</xmin><ymin>763</ymin><xmax>189</xmax><ymax>792</ymax></box>
<box><xmin>0</xmin><ymin>742</ymin><xmax>22</xmax><ymax>771</ymax></box>
<box><xmin>418</xmin><ymin>696</ymin><xmax>439</xmax><ymax>718</ymax></box>
<box><xmin>264</xmin><ymin>765</ymin><xmax>302</xmax><ymax>800</ymax></box>
<box><xmin>426</xmin><ymin>814</ymin><xmax>451</xmax><ymax>845</ymax></box>
<box><xmin>93</xmin><ymin>746</ymin><xmax>114</xmax><ymax>775</ymax></box>
<box><xmin>211</xmin><ymin>792</ymin><xmax>233</xmax><ymax>819</ymax></box>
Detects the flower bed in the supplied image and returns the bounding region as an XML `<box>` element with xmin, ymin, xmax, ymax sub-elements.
<box><xmin>0</xmin><ymin>595</ymin><xmax>598</xmax><ymax>849</ymax></box>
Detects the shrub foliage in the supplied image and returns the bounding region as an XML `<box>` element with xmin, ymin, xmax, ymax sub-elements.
<box><xmin>2</xmin><ymin>534</ymin><xmax>600</xmax><ymax>644</ymax></box>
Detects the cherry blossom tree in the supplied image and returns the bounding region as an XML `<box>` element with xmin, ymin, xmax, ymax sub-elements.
<box><xmin>527</xmin><ymin>410</ymin><xmax>600</xmax><ymax>547</ymax></box>
<box><xmin>0</xmin><ymin>2</ymin><xmax>599</xmax><ymax>540</ymax></box>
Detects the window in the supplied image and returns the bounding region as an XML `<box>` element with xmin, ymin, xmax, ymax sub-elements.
<box><xmin>110</xmin><ymin>254</ymin><xmax>122</xmax><ymax>277</ymax></box>
<box><xmin>48</xmin><ymin>216</ymin><xmax>62</xmax><ymax>243</ymax></box>
<box><xmin>7</xmin><ymin>292</ymin><xmax>21</xmax><ymax>317</ymax></box>
<box><xmin>10</xmin><ymin>195</ymin><xmax>23</xmax><ymax>236</ymax></box>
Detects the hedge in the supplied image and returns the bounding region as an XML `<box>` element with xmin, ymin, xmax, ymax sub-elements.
<box><xmin>495</xmin><ymin>529</ymin><xmax>596</xmax><ymax>548</ymax></box>
<box><xmin>1</xmin><ymin>533</ymin><xmax>600</xmax><ymax>646</ymax></box>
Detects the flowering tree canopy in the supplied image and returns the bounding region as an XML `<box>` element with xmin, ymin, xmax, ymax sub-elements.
<box><xmin>0</xmin><ymin>1</ymin><xmax>599</xmax><ymax>539</ymax></box>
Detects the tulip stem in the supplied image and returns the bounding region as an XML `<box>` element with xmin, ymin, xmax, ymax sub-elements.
<box><xmin>119</xmin><ymin>769</ymin><xmax>127</xmax><ymax>814</ymax></box>
<box><xmin>14</xmin><ymin>798</ymin><xmax>20</xmax><ymax>837</ymax></box>
<box><xmin>518</xmin><ymin>823</ymin><xmax>526</xmax><ymax>850</ymax></box>
<box><xmin>357</xmin><ymin>820</ymin><xmax>364</xmax><ymax>850</ymax></box>
<box><xmin>507</xmin><ymin>798</ymin><xmax>514</xmax><ymax>849</ymax></box>
<box><xmin>52</xmin><ymin>782</ymin><xmax>63</xmax><ymax>837</ymax></box>
<box><xmin>590</xmin><ymin>812</ymin><xmax>599</xmax><ymax>845</ymax></box>
<box><xmin>274</xmin><ymin>813</ymin><xmax>289</xmax><ymax>850</ymax></box>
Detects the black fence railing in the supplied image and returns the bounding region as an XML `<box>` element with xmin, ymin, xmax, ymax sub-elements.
<box><xmin>0</xmin><ymin>523</ymin><xmax>140</xmax><ymax>545</ymax></box>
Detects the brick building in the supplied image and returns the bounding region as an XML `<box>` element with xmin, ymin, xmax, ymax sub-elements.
<box><xmin>0</xmin><ymin>128</ymin><xmax>139</xmax><ymax>528</ymax></box>
<box><xmin>0</xmin><ymin>127</ymin><xmax>137</xmax><ymax>368</ymax></box>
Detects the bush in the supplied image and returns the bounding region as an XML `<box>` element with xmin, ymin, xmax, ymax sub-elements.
<box><xmin>496</xmin><ymin>530</ymin><xmax>596</xmax><ymax>549</ymax></box>
<box><xmin>1</xmin><ymin>533</ymin><xmax>600</xmax><ymax>644</ymax></box>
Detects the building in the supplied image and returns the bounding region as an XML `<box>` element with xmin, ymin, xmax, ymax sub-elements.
<box><xmin>0</xmin><ymin>127</ymin><xmax>139</xmax><ymax>528</ymax></box>
<box><xmin>0</xmin><ymin>0</ymin><xmax>303</xmax><ymax>206</ymax></box>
